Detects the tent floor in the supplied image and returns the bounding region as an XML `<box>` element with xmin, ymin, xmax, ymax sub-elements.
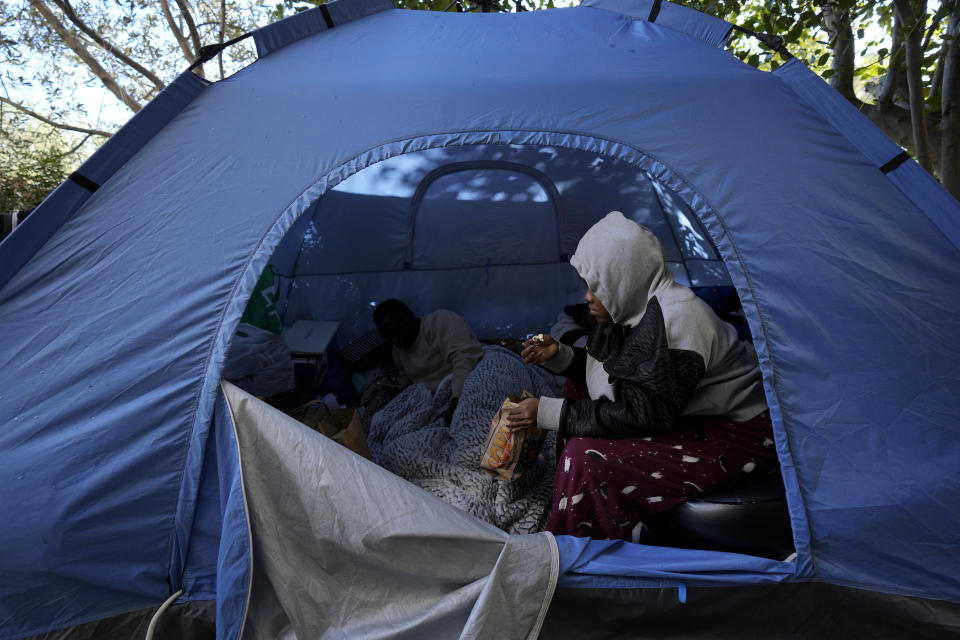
<box><xmin>543</xmin><ymin>582</ymin><xmax>960</xmax><ymax>639</ymax></box>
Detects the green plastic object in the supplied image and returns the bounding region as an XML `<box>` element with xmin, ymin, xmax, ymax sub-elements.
<box><xmin>238</xmin><ymin>266</ymin><xmax>282</xmax><ymax>335</ymax></box>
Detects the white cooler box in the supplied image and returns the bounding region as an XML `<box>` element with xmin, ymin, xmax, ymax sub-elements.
<box><xmin>282</xmin><ymin>320</ymin><xmax>340</xmax><ymax>388</ymax></box>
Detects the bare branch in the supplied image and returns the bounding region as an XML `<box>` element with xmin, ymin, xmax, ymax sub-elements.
<box><xmin>921</xmin><ymin>2</ymin><xmax>949</xmax><ymax>51</ymax></box>
<box><xmin>26</xmin><ymin>0</ymin><xmax>143</xmax><ymax>112</ymax></box>
<box><xmin>218</xmin><ymin>0</ymin><xmax>226</xmax><ymax>79</ymax></box>
<box><xmin>930</xmin><ymin>40</ymin><xmax>947</xmax><ymax>98</ymax></box>
<box><xmin>49</xmin><ymin>0</ymin><xmax>164</xmax><ymax>90</ymax></box>
<box><xmin>159</xmin><ymin>0</ymin><xmax>195</xmax><ymax>63</ymax></box>
<box><xmin>174</xmin><ymin>0</ymin><xmax>203</xmax><ymax>56</ymax></box>
<box><xmin>54</xmin><ymin>132</ymin><xmax>94</xmax><ymax>158</ymax></box>
<box><xmin>0</xmin><ymin>95</ymin><xmax>112</xmax><ymax>137</ymax></box>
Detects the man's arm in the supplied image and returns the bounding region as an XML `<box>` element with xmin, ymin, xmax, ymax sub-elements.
<box><xmin>433</xmin><ymin>310</ymin><xmax>484</xmax><ymax>399</ymax></box>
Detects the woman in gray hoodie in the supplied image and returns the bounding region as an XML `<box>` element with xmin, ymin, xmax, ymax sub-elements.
<box><xmin>508</xmin><ymin>211</ymin><xmax>778</xmax><ymax>542</ymax></box>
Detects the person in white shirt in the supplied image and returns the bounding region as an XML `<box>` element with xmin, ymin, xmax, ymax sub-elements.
<box><xmin>373</xmin><ymin>299</ymin><xmax>483</xmax><ymax>425</ymax></box>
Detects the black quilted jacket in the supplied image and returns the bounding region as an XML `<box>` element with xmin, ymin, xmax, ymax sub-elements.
<box><xmin>557</xmin><ymin>297</ymin><xmax>706</xmax><ymax>439</ymax></box>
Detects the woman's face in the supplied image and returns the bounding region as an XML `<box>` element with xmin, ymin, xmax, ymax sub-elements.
<box><xmin>583</xmin><ymin>281</ymin><xmax>612</xmax><ymax>324</ymax></box>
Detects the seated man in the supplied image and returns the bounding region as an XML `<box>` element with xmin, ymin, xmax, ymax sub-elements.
<box><xmin>372</xmin><ymin>299</ymin><xmax>483</xmax><ymax>424</ymax></box>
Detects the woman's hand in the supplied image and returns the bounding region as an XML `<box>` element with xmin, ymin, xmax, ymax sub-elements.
<box><xmin>521</xmin><ymin>334</ymin><xmax>559</xmax><ymax>365</ymax></box>
<box><xmin>507</xmin><ymin>397</ymin><xmax>540</xmax><ymax>431</ymax></box>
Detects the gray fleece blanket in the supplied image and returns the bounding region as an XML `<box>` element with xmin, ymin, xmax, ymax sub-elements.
<box><xmin>367</xmin><ymin>346</ymin><xmax>561</xmax><ymax>535</ymax></box>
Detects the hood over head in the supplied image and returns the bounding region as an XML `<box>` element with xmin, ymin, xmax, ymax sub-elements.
<box><xmin>570</xmin><ymin>211</ymin><xmax>682</xmax><ymax>327</ymax></box>
<box><xmin>568</xmin><ymin>211</ymin><xmax>767</xmax><ymax>422</ymax></box>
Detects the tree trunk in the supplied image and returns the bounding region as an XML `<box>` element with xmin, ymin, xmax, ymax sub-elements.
<box><xmin>877</xmin><ymin>12</ymin><xmax>907</xmax><ymax>106</ymax></box>
<box><xmin>894</xmin><ymin>0</ymin><xmax>933</xmax><ymax>172</ymax></box>
<box><xmin>940</xmin><ymin>8</ymin><xmax>960</xmax><ymax>197</ymax></box>
<box><xmin>823</xmin><ymin>1</ymin><xmax>857</xmax><ymax>102</ymax></box>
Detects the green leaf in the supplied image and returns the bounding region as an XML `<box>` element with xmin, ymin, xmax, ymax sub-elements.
<box><xmin>817</xmin><ymin>52</ymin><xmax>830</xmax><ymax>66</ymax></box>
<box><xmin>821</xmin><ymin>68</ymin><xmax>836</xmax><ymax>78</ymax></box>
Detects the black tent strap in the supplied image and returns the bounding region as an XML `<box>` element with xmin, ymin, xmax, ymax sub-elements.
<box><xmin>879</xmin><ymin>150</ymin><xmax>910</xmax><ymax>174</ymax></box>
<box><xmin>68</xmin><ymin>172</ymin><xmax>100</xmax><ymax>193</ymax></box>
<box><xmin>320</xmin><ymin>4</ymin><xmax>335</xmax><ymax>28</ymax></box>
<box><xmin>443</xmin><ymin>0</ymin><xmax>511</xmax><ymax>11</ymax></box>
<box><xmin>188</xmin><ymin>32</ymin><xmax>254</xmax><ymax>72</ymax></box>
<box><xmin>187</xmin><ymin>3</ymin><xmax>344</xmax><ymax>72</ymax></box>
<box><xmin>730</xmin><ymin>24</ymin><xmax>794</xmax><ymax>59</ymax></box>
<box><xmin>648</xmin><ymin>0</ymin><xmax>662</xmax><ymax>22</ymax></box>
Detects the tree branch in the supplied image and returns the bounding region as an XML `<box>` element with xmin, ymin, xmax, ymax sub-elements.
<box><xmin>26</xmin><ymin>0</ymin><xmax>143</xmax><ymax>112</ymax></box>
<box><xmin>174</xmin><ymin>0</ymin><xmax>203</xmax><ymax>58</ymax></box>
<box><xmin>921</xmin><ymin>2</ymin><xmax>949</xmax><ymax>51</ymax></box>
<box><xmin>158</xmin><ymin>0</ymin><xmax>196</xmax><ymax>64</ymax></box>
<box><xmin>218</xmin><ymin>0</ymin><xmax>226</xmax><ymax>79</ymax></box>
<box><xmin>55</xmin><ymin>132</ymin><xmax>94</xmax><ymax>158</ymax></box>
<box><xmin>0</xmin><ymin>95</ymin><xmax>112</xmax><ymax>137</ymax></box>
<box><xmin>49</xmin><ymin>0</ymin><xmax>164</xmax><ymax>90</ymax></box>
<box><xmin>930</xmin><ymin>40</ymin><xmax>947</xmax><ymax>99</ymax></box>
<box><xmin>940</xmin><ymin>9</ymin><xmax>960</xmax><ymax>196</ymax></box>
<box><xmin>877</xmin><ymin>12</ymin><xmax>906</xmax><ymax>105</ymax></box>
<box><xmin>894</xmin><ymin>0</ymin><xmax>932</xmax><ymax>171</ymax></box>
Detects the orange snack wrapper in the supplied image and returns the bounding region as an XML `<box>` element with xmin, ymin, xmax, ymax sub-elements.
<box><xmin>479</xmin><ymin>390</ymin><xmax>547</xmax><ymax>481</ymax></box>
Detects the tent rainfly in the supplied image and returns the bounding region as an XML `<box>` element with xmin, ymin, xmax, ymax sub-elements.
<box><xmin>1</xmin><ymin>0</ymin><xmax>959</xmax><ymax>638</ymax></box>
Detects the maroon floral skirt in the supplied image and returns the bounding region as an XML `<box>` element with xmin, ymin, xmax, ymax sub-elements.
<box><xmin>545</xmin><ymin>411</ymin><xmax>778</xmax><ymax>541</ymax></box>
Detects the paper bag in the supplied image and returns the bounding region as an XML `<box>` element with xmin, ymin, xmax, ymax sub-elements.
<box><xmin>328</xmin><ymin>408</ymin><xmax>372</xmax><ymax>460</ymax></box>
<box><xmin>293</xmin><ymin>401</ymin><xmax>371</xmax><ymax>459</ymax></box>
<box><xmin>479</xmin><ymin>391</ymin><xmax>547</xmax><ymax>481</ymax></box>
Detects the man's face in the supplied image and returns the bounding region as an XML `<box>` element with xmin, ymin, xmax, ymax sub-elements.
<box><xmin>376</xmin><ymin>314</ymin><xmax>418</xmax><ymax>349</ymax></box>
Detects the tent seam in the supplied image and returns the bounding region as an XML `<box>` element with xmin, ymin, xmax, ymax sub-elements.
<box><xmin>527</xmin><ymin>532</ymin><xmax>561</xmax><ymax>640</ymax></box>
<box><xmin>647</xmin><ymin>166</ymin><xmax>814</xmax><ymax>576</ymax></box>
<box><xmin>218</xmin><ymin>381</ymin><xmax>256</xmax><ymax>639</ymax></box>
<box><xmin>165</xmin><ymin>202</ymin><xmax>281</xmax><ymax>595</ymax></box>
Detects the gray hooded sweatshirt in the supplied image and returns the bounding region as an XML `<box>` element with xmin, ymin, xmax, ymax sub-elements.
<box><xmin>537</xmin><ymin>211</ymin><xmax>768</xmax><ymax>432</ymax></box>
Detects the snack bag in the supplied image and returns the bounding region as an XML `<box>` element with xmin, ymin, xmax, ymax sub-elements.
<box><xmin>480</xmin><ymin>390</ymin><xmax>548</xmax><ymax>481</ymax></box>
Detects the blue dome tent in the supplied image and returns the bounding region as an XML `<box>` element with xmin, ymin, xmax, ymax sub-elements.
<box><xmin>1</xmin><ymin>0</ymin><xmax>958</xmax><ymax>637</ymax></box>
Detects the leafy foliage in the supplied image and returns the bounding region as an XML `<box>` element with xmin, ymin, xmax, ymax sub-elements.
<box><xmin>684</xmin><ymin>1</ymin><xmax>949</xmax><ymax>104</ymax></box>
<box><xmin>0</xmin><ymin>1</ymin><xmax>275</xmax><ymax>211</ymax></box>
<box><xmin>0</xmin><ymin>118</ymin><xmax>77</xmax><ymax>215</ymax></box>
<box><xmin>1</xmin><ymin>0</ymin><xmax>957</xmax><ymax>198</ymax></box>
<box><xmin>270</xmin><ymin>0</ymin><xmax>558</xmax><ymax>19</ymax></box>
<box><xmin>0</xmin><ymin>1</ymin><xmax>273</xmax><ymax>126</ymax></box>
